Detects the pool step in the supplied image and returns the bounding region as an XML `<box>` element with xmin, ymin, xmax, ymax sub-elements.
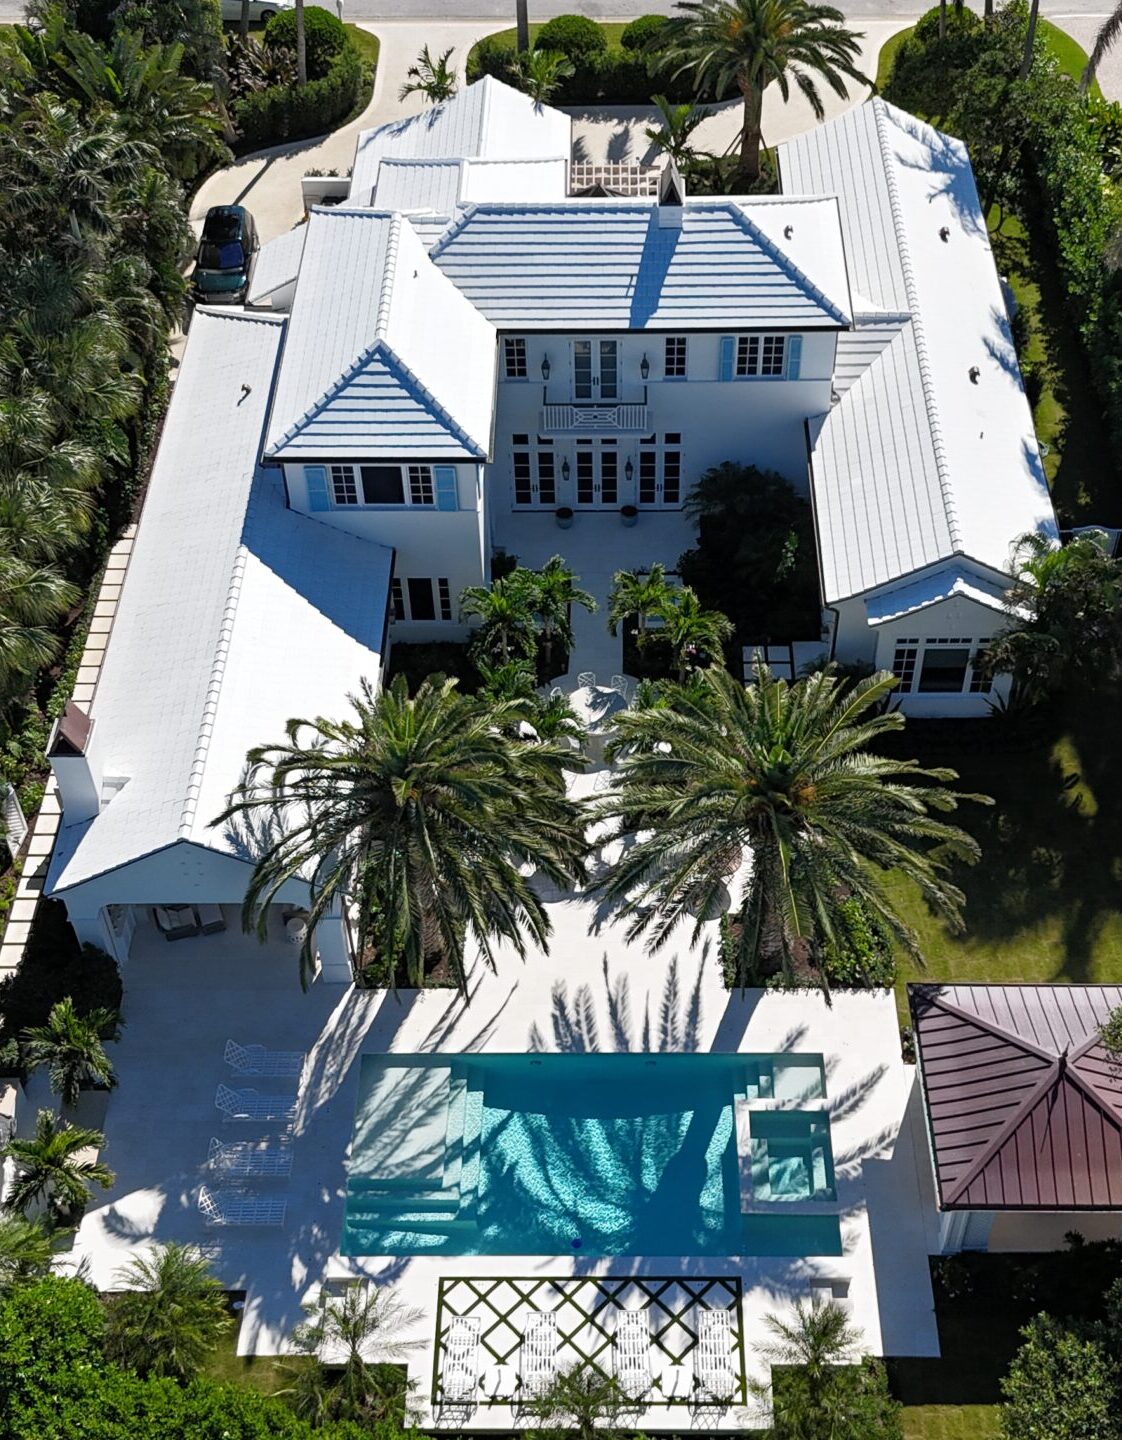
<box><xmin>346</xmin><ymin>1186</ymin><xmax>462</xmax><ymax>1217</ymax></box>
<box><xmin>441</xmin><ymin>1075</ymin><xmax>468</xmax><ymax>1192</ymax></box>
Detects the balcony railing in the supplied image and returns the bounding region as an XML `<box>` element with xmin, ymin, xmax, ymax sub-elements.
<box><xmin>540</xmin><ymin>402</ymin><xmax>650</xmax><ymax>433</ymax></box>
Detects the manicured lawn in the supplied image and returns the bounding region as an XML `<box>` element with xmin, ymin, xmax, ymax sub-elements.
<box><xmin>202</xmin><ymin>1325</ymin><xmax>289</xmax><ymax>1396</ymax></box>
<box><xmin>876</xmin><ymin>18</ymin><xmax>1100</xmax><ymax>96</ymax></box>
<box><xmin>903</xmin><ymin>1406</ymin><xmax>1001</xmax><ymax>1439</ymax></box>
<box><xmin>345</xmin><ymin>22</ymin><xmax>380</xmax><ymax>69</ymax></box>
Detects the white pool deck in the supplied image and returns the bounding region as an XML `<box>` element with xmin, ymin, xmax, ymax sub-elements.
<box><xmin>65</xmin><ymin>795</ymin><xmax>940</xmax><ymax>1428</ymax></box>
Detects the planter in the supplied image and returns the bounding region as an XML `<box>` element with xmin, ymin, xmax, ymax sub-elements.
<box><xmin>555</xmin><ymin>506</ymin><xmax>574</xmax><ymax>530</ymax></box>
<box><xmin>620</xmin><ymin>504</ymin><xmax>639</xmax><ymax>527</ymax></box>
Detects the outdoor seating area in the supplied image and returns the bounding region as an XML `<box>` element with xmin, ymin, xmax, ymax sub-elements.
<box><xmin>434</xmin><ymin>1276</ymin><xmax>746</xmax><ymax>1410</ymax></box>
<box><xmin>198</xmin><ymin>1039</ymin><xmax>300</xmax><ymax>1226</ymax></box>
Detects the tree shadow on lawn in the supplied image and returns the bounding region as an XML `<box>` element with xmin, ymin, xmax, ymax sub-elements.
<box><xmin>886</xmin><ymin>699</ymin><xmax>1122</xmax><ymax>983</ymax></box>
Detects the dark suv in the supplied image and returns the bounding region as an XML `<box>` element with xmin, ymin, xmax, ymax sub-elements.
<box><xmin>190</xmin><ymin>205</ymin><xmax>259</xmax><ymax>306</ymax></box>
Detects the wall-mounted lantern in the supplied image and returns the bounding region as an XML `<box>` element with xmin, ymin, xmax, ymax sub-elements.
<box><xmin>541</xmin><ymin>355</ymin><xmax>551</xmax><ymax>382</ymax></box>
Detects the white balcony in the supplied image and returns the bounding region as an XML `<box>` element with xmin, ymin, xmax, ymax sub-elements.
<box><xmin>540</xmin><ymin>403</ymin><xmax>650</xmax><ymax>433</ymax></box>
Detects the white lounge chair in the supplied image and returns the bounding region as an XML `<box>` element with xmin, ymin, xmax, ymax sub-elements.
<box><xmin>224</xmin><ymin>1040</ymin><xmax>306</xmax><ymax>1078</ymax></box>
<box><xmin>615</xmin><ymin>1310</ymin><xmax>653</xmax><ymax>1400</ymax></box>
<box><xmin>442</xmin><ymin>1316</ymin><xmax>481</xmax><ymax>1403</ymax></box>
<box><xmin>208</xmin><ymin>1137</ymin><xmax>294</xmax><ymax>1178</ymax></box>
<box><xmin>520</xmin><ymin>1311</ymin><xmax>559</xmax><ymax>1400</ymax></box>
<box><xmin>695</xmin><ymin>1309</ymin><xmax>738</xmax><ymax>1402</ymax></box>
<box><xmin>215</xmin><ymin>1084</ymin><xmax>297</xmax><ymax>1123</ymax></box>
<box><xmin>198</xmin><ymin>1184</ymin><xmax>287</xmax><ymax>1227</ymax></box>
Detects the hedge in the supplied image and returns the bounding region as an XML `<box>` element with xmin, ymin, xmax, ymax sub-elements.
<box><xmin>534</xmin><ymin>13</ymin><xmax>606</xmax><ymax>62</ymax></box>
<box><xmin>467</xmin><ymin>30</ymin><xmax>700</xmax><ymax>105</ymax></box>
<box><xmin>233</xmin><ymin>44</ymin><xmax>363</xmax><ymax>149</ymax></box>
<box><xmin>263</xmin><ymin>4</ymin><xmax>346</xmax><ymax>80</ymax></box>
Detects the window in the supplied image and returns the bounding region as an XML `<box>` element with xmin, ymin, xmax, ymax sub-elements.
<box><xmin>736</xmin><ymin>334</ymin><xmax>786</xmax><ymax>378</ymax></box>
<box><xmin>408</xmin><ymin>465</ymin><xmax>434</xmax><ymax>506</ymax></box>
<box><xmin>537</xmin><ymin>441</ymin><xmax>556</xmax><ymax>506</ymax></box>
<box><xmin>512</xmin><ymin>435</ymin><xmax>532</xmax><ymax>506</ymax></box>
<box><xmin>891</xmin><ymin>640</ymin><xmax>918</xmax><ymax>691</ymax></box>
<box><xmin>969</xmin><ymin>640</ymin><xmax>993</xmax><ymax>693</ymax></box>
<box><xmin>390</xmin><ymin>578</ymin><xmax>406</xmax><ymax>621</ymax></box>
<box><xmin>503</xmin><ymin>337</ymin><xmax>527</xmax><ymax>379</ymax></box>
<box><xmin>638</xmin><ymin>433</ymin><xmax>682</xmax><ymax>506</ymax></box>
<box><xmin>918</xmin><ymin>640</ymin><xmax>971</xmax><ymax>693</ymax></box>
<box><xmin>407</xmin><ymin>578</ymin><xmax>436</xmax><ymax>621</ymax></box>
<box><xmin>664</xmin><ymin>336</ymin><xmax>687</xmax><ymax>378</ymax></box>
<box><xmin>438</xmin><ymin>578</ymin><xmax>452</xmax><ymax>622</ymax></box>
<box><xmin>330</xmin><ymin>464</ymin><xmax>358</xmax><ymax>505</ymax></box>
<box><xmin>360</xmin><ymin>465</ymin><xmax>404</xmax><ymax>504</ymax></box>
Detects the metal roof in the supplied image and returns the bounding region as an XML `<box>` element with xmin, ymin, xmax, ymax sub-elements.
<box><xmin>864</xmin><ymin>565</ymin><xmax>1011</xmax><ymax>625</ymax></box>
<box><xmin>264</xmin><ymin>208</ymin><xmax>496</xmax><ymax>461</ymax></box>
<box><xmin>429</xmin><ymin>198</ymin><xmax>851</xmax><ymax>330</ymax></box>
<box><xmin>910</xmin><ymin>985</ymin><xmax>1122</xmax><ymax>1211</ymax></box>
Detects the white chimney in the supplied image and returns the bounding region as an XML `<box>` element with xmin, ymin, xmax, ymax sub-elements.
<box><xmin>48</xmin><ymin>702</ymin><xmax>102</xmax><ymax>825</ymax></box>
<box><xmin>657</xmin><ymin>160</ymin><xmax>685</xmax><ymax>229</ymax></box>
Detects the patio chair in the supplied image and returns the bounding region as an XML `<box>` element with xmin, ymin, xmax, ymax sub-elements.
<box><xmin>610</xmin><ymin>674</ymin><xmax>630</xmax><ymax>698</ymax></box>
<box><xmin>198</xmin><ymin>1184</ymin><xmax>287</xmax><ymax>1227</ymax></box>
<box><xmin>224</xmin><ymin>1040</ymin><xmax>306</xmax><ymax>1078</ymax></box>
<box><xmin>215</xmin><ymin>1084</ymin><xmax>297</xmax><ymax>1124</ymax></box>
<box><xmin>152</xmin><ymin>904</ymin><xmax>199</xmax><ymax>941</ymax></box>
<box><xmin>576</xmin><ymin>671</ymin><xmax>596</xmax><ymax>689</ymax></box>
<box><xmin>442</xmin><ymin>1316</ymin><xmax>482</xmax><ymax>1403</ymax></box>
<box><xmin>196</xmin><ymin>903</ymin><xmax>226</xmax><ymax>934</ymax></box>
<box><xmin>208</xmin><ymin>1136</ymin><xmax>294</xmax><ymax>1178</ymax></box>
<box><xmin>519</xmin><ymin>1311</ymin><xmax>559</xmax><ymax>1400</ymax></box>
<box><xmin>695</xmin><ymin>1309</ymin><xmax>738</xmax><ymax>1403</ymax></box>
<box><xmin>615</xmin><ymin>1309</ymin><xmax>653</xmax><ymax>1400</ymax></box>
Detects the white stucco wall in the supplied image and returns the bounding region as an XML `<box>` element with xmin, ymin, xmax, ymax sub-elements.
<box><xmin>871</xmin><ymin>592</ymin><xmax>1012</xmax><ymax>718</ymax></box>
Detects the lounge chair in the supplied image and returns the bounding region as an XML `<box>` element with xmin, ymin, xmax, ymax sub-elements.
<box><xmin>215</xmin><ymin>1084</ymin><xmax>297</xmax><ymax>1123</ymax></box>
<box><xmin>615</xmin><ymin>1310</ymin><xmax>653</xmax><ymax>1400</ymax></box>
<box><xmin>197</xmin><ymin>903</ymin><xmax>226</xmax><ymax>934</ymax></box>
<box><xmin>152</xmin><ymin>904</ymin><xmax>199</xmax><ymax>941</ymax></box>
<box><xmin>208</xmin><ymin>1137</ymin><xmax>294</xmax><ymax>1178</ymax></box>
<box><xmin>224</xmin><ymin>1040</ymin><xmax>306</xmax><ymax>1078</ymax></box>
<box><xmin>198</xmin><ymin>1184</ymin><xmax>287</xmax><ymax>1227</ymax></box>
<box><xmin>442</xmin><ymin>1316</ymin><xmax>481</xmax><ymax>1403</ymax></box>
<box><xmin>695</xmin><ymin>1309</ymin><xmax>738</xmax><ymax>1402</ymax></box>
<box><xmin>519</xmin><ymin>1311</ymin><xmax>559</xmax><ymax>1400</ymax></box>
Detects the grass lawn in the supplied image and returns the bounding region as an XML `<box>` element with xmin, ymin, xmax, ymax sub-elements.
<box><xmin>202</xmin><ymin>1322</ymin><xmax>289</xmax><ymax>1396</ymax></box>
<box><xmin>876</xmin><ymin>18</ymin><xmax>1100</xmax><ymax>95</ymax></box>
<box><xmin>344</xmin><ymin>22</ymin><xmax>380</xmax><ymax>70</ymax></box>
<box><xmin>903</xmin><ymin>1406</ymin><xmax>1002</xmax><ymax>1439</ymax></box>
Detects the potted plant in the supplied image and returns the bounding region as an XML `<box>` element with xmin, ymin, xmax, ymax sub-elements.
<box><xmin>555</xmin><ymin>506</ymin><xmax>574</xmax><ymax>530</ymax></box>
<box><xmin>620</xmin><ymin>504</ymin><xmax>638</xmax><ymax>528</ymax></box>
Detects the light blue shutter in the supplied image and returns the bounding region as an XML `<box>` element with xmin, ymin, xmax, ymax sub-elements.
<box><xmin>304</xmin><ymin>465</ymin><xmax>330</xmax><ymax>512</ymax></box>
<box><xmin>718</xmin><ymin>335</ymin><xmax>735</xmax><ymax>382</ymax></box>
<box><xmin>785</xmin><ymin>335</ymin><xmax>803</xmax><ymax>380</ymax></box>
<box><xmin>434</xmin><ymin>465</ymin><xmax>458</xmax><ymax>512</ymax></box>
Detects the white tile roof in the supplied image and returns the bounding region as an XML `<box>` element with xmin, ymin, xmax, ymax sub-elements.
<box><xmin>781</xmin><ymin>99</ymin><xmax>1057</xmax><ymax>602</ymax></box>
<box><xmin>246</xmin><ymin>223</ymin><xmax>306</xmax><ymax>308</ymax></box>
<box><xmin>864</xmin><ymin>564</ymin><xmax>1011</xmax><ymax>625</ymax></box>
<box><xmin>349</xmin><ymin>76</ymin><xmax>571</xmax><ymax>206</ymax></box>
<box><xmin>49</xmin><ymin>309</ymin><xmax>393</xmax><ymax>895</ymax></box>
<box><xmin>430</xmin><ymin>198</ymin><xmax>852</xmax><ymax>330</ymax></box>
<box><xmin>264</xmin><ymin>208</ymin><xmax>497</xmax><ymax>460</ymax></box>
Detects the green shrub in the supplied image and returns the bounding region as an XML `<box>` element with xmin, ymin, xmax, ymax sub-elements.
<box><xmin>621</xmin><ymin>13</ymin><xmax>670</xmax><ymax>50</ymax></box>
<box><xmin>263</xmin><ymin>4</ymin><xmax>346</xmax><ymax>80</ymax></box>
<box><xmin>534</xmin><ymin>13</ymin><xmax>607</xmax><ymax>62</ymax></box>
<box><xmin>234</xmin><ymin>45</ymin><xmax>363</xmax><ymax>149</ymax></box>
<box><xmin>884</xmin><ymin>4</ymin><xmax>983</xmax><ymax>119</ymax></box>
<box><xmin>821</xmin><ymin>898</ymin><xmax>897</xmax><ymax>988</ymax></box>
<box><xmin>466</xmin><ymin>31</ymin><xmax>520</xmax><ymax>86</ymax></box>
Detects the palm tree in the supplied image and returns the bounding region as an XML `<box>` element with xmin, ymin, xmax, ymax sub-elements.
<box><xmin>21</xmin><ymin>996</ymin><xmax>121</xmax><ymax>1108</ymax></box>
<box><xmin>0</xmin><ymin>554</ymin><xmax>78</xmax><ymax>702</ymax></box>
<box><xmin>104</xmin><ymin>1242</ymin><xmax>233</xmax><ymax>1381</ymax></box>
<box><xmin>295</xmin><ymin>0</ymin><xmax>306</xmax><ymax>84</ymax></box>
<box><xmin>530</xmin><ymin>691</ymin><xmax>585</xmax><ymax>746</ymax></box>
<box><xmin>515</xmin><ymin>47</ymin><xmax>575</xmax><ymax>103</ymax></box>
<box><xmin>655</xmin><ymin>585</ymin><xmax>734</xmax><ymax>681</ymax></box>
<box><xmin>399</xmin><ymin>45</ymin><xmax>457</xmax><ymax>104</ymax></box>
<box><xmin>286</xmin><ymin>1280</ymin><xmax>421</xmax><ymax>1424</ymax></box>
<box><xmin>1019</xmin><ymin>0</ymin><xmax>1042</xmax><ymax>77</ymax></box>
<box><xmin>516</xmin><ymin>0</ymin><xmax>530</xmax><ymax>53</ymax></box>
<box><xmin>460</xmin><ymin>575</ymin><xmax>538</xmax><ymax>666</ymax></box>
<box><xmin>1083</xmin><ymin>5</ymin><xmax>1122</xmax><ymax>89</ymax></box>
<box><xmin>525</xmin><ymin>556</ymin><xmax>597</xmax><ymax>675</ymax></box>
<box><xmin>644</xmin><ymin>93</ymin><xmax>706</xmax><ymax>167</ymax></box>
<box><xmin>3</xmin><ymin>1109</ymin><xmax>114</xmax><ymax>1224</ymax></box>
<box><xmin>476</xmin><ymin>657</ymin><xmax>539</xmax><ymax>706</ymax></box>
<box><xmin>651</xmin><ymin>0</ymin><xmax>866</xmax><ymax>184</ymax></box>
<box><xmin>595</xmin><ymin>664</ymin><xmax>987</xmax><ymax>984</ymax></box>
<box><xmin>214</xmin><ymin>676</ymin><xmax>588</xmax><ymax>992</ymax></box>
<box><xmin>607</xmin><ymin>564</ymin><xmax>675</xmax><ymax>641</ymax></box>
<box><xmin>0</xmin><ymin>1214</ymin><xmax>54</xmax><ymax>1296</ymax></box>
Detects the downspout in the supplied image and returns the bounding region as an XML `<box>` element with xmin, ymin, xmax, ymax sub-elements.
<box><xmin>803</xmin><ymin>417</ymin><xmax>840</xmax><ymax>660</ymax></box>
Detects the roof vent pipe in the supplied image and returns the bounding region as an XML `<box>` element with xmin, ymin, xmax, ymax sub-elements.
<box><xmin>47</xmin><ymin>702</ymin><xmax>104</xmax><ymax>825</ymax></box>
<box><xmin>657</xmin><ymin>161</ymin><xmax>684</xmax><ymax>229</ymax></box>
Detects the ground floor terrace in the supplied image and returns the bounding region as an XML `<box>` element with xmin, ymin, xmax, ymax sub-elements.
<box><xmin>63</xmin><ymin>869</ymin><xmax>940</xmax><ymax>1430</ymax></box>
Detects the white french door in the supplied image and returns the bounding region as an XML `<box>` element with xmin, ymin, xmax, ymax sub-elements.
<box><xmin>572</xmin><ymin>340</ymin><xmax>619</xmax><ymax>401</ymax></box>
<box><xmin>575</xmin><ymin>438</ymin><xmax>619</xmax><ymax>507</ymax></box>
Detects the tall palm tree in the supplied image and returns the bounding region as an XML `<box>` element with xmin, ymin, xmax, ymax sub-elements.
<box><xmin>460</xmin><ymin>575</ymin><xmax>538</xmax><ymax>666</ymax></box>
<box><xmin>526</xmin><ymin>556</ymin><xmax>597</xmax><ymax>675</ymax></box>
<box><xmin>214</xmin><ymin>676</ymin><xmax>588</xmax><ymax>992</ymax></box>
<box><xmin>515</xmin><ymin>47</ymin><xmax>575</xmax><ymax>103</ymax></box>
<box><xmin>595</xmin><ymin>665</ymin><xmax>986</xmax><ymax>984</ymax></box>
<box><xmin>3</xmin><ymin>1109</ymin><xmax>114</xmax><ymax>1224</ymax></box>
<box><xmin>105</xmin><ymin>1242</ymin><xmax>233</xmax><ymax>1381</ymax></box>
<box><xmin>516</xmin><ymin>0</ymin><xmax>530</xmax><ymax>53</ymax></box>
<box><xmin>656</xmin><ymin>585</ymin><xmax>734</xmax><ymax>681</ymax></box>
<box><xmin>1083</xmin><ymin>4</ymin><xmax>1122</xmax><ymax>89</ymax></box>
<box><xmin>644</xmin><ymin>94</ymin><xmax>706</xmax><ymax>167</ymax></box>
<box><xmin>295</xmin><ymin>0</ymin><xmax>306</xmax><ymax>85</ymax></box>
<box><xmin>651</xmin><ymin>0</ymin><xmax>866</xmax><ymax>183</ymax></box>
<box><xmin>21</xmin><ymin>996</ymin><xmax>121</xmax><ymax>1108</ymax></box>
<box><xmin>399</xmin><ymin>45</ymin><xmax>457</xmax><ymax>104</ymax></box>
<box><xmin>0</xmin><ymin>1214</ymin><xmax>54</xmax><ymax>1296</ymax></box>
<box><xmin>607</xmin><ymin>563</ymin><xmax>675</xmax><ymax>641</ymax></box>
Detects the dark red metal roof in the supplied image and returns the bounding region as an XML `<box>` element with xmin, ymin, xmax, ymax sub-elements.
<box><xmin>909</xmin><ymin>985</ymin><xmax>1122</xmax><ymax>1211</ymax></box>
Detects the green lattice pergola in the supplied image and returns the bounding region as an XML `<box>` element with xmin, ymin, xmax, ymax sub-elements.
<box><xmin>433</xmin><ymin>1275</ymin><xmax>746</xmax><ymax>1407</ymax></box>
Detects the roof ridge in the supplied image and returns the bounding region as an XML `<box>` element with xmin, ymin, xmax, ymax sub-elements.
<box><xmin>871</xmin><ymin>97</ymin><xmax>963</xmax><ymax>553</ymax></box>
<box><xmin>377</xmin><ymin>343</ymin><xmax>487</xmax><ymax>457</ymax></box>
<box><xmin>376</xmin><ymin>212</ymin><xmax>403</xmax><ymax>340</ymax></box>
<box><xmin>725</xmin><ymin>203</ymin><xmax>850</xmax><ymax>325</ymax></box>
<box><xmin>428</xmin><ymin>202</ymin><xmax>477</xmax><ymax>258</ymax></box>
<box><xmin>942</xmin><ymin>1059</ymin><xmax>1060</xmax><ymax>1205</ymax></box>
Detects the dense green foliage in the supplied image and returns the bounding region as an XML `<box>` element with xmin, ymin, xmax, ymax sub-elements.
<box><xmin>621</xmin><ymin>13</ymin><xmax>672</xmax><ymax>51</ymax></box>
<box><xmin>0</xmin><ymin>903</ymin><xmax>119</xmax><ymax>1051</ymax></box>
<box><xmin>534</xmin><ymin>13</ymin><xmax>608</xmax><ymax>61</ymax></box>
<box><xmin>1000</xmin><ymin>1309</ymin><xmax>1122</xmax><ymax>1440</ymax></box>
<box><xmin>233</xmin><ymin>43</ymin><xmax>362</xmax><ymax>147</ymax></box>
<box><xmin>263</xmin><ymin>5</ymin><xmax>345</xmax><ymax>80</ymax></box>
<box><xmin>21</xmin><ymin>994</ymin><xmax>120</xmax><ymax>1105</ymax></box>
<box><xmin>821</xmin><ymin>896</ymin><xmax>897</xmax><ymax>989</ymax></box>
<box><xmin>104</xmin><ymin>1244</ymin><xmax>233</xmax><ymax>1382</ymax></box>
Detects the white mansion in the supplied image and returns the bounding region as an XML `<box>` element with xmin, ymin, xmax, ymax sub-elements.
<box><xmin>44</xmin><ymin>78</ymin><xmax>1056</xmax><ymax>964</ymax></box>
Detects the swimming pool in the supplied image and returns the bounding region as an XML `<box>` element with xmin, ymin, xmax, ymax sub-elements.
<box><xmin>342</xmin><ymin>1054</ymin><xmax>841</xmax><ymax>1259</ymax></box>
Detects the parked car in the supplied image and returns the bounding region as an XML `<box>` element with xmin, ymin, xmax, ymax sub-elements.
<box><xmin>219</xmin><ymin>0</ymin><xmax>343</xmax><ymax>22</ymax></box>
<box><xmin>190</xmin><ymin>206</ymin><xmax>259</xmax><ymax>307</ymax></box>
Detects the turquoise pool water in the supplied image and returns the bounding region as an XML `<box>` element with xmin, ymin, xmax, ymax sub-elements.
<box><xmin>342</xmin><ymin>1053</ymin><xmax>842</xmax><ymax>1259</ymax></box>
